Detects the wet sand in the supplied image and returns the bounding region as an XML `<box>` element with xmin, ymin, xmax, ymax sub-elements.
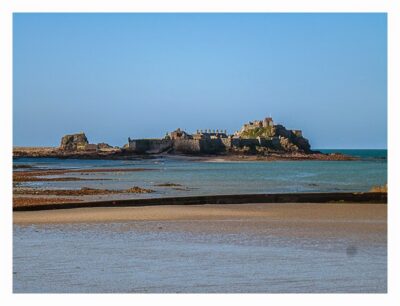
<box><xmin>14</xmin><ymin>203</ymin><xmax>387</xmax><ymax>293</ymax></box>
<box><xmin>13</xmin><ymin>203</ymin><xmax>386</xmax><ymax>241</ymax></box>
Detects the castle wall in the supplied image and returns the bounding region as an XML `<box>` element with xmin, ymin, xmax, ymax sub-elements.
<box><xmin>127</xmin><ymin>135</ymin><xmax>306</xmax><ymax>154</ymax></box>
<box><xmin>128</xmin><ymin>138</ymin><xmax>231</xmax><ymax>154</ymax></box>
<box><xmin>173</xmin><ymin>139</ymin><xmax>201</xmax><ymax>153</ymax></box>
<box><xmin>221</xmin><ymin>138</ymin><xmax>232</xmax><ymax>149</ymax></box>
<box><xmin>200</xmin><ymin>139</ymin><xmax>227</xmax><ymax>154</ymax></box>
<box><xmin>172</xmin><ymin>139</ymin><xmax>230</xmax><ymax>154</ymax></box>
<box><xmin>128</xmin><ymin>139</ymin><xmax>173</xmax><ymax>154</ymax></box>
<box><xmin>231</xmin><ymin>138</ymin><xmax>241</xmax><ymax>147</ymax></box>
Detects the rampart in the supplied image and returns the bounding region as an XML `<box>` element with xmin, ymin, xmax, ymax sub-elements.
<box><xmin>173</xmin><ymin>139</ymin><xmax>201</xmax><ymax>153</ymax></box>
<box><xmin>128</xmin><ymin>139</ymin><xmax>173</xmax><ymax>154</ymax></box>
<box><xmin>127</xmin><ymin>136</ymin><xmax>305</xmax><ymax>154</ymax></box>
<box><xmin>128</xmin><ymin>138</ymin><xmax>233</xmax><ymax>154</ymax></box>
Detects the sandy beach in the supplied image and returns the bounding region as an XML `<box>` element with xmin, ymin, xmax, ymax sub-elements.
<box><xmin>14</xmin><ymin>202</ymin><xmax>387</xmax><ymax>293</ymax></box>
<box><xmin>13</xmin><ymin>203</ymin><xmax>387</xmax><ymax>241</ymax></box>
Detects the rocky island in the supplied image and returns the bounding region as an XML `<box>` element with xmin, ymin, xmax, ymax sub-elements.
<box><xmin>13</xmin><ymin>117</ymin><xmax>354</xmax><ymax>161</ymax></box>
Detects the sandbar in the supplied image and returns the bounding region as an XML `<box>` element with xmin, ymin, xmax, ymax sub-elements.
<box><xmin>13</xmin><ymin>203</ymin><xmax>386</xmax><ymax>243</ymax></box>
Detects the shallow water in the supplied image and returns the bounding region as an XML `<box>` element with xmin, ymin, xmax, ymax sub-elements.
<box><xmin>13</xmin><ymin>150</ymin><xmax>387</xmax><ymax>293</ymax></box>
<box><xmin>13</xmin><ymin>221</ymin><xmax>386</xmax><ymax>293</ymax></box>
<box><xmin>13</xmin><ymin>150</ymin><xmax>387</xmax><ymax>198</ymax></box>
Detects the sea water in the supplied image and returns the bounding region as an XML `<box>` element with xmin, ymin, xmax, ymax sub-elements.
<box><xmin>13</xmin><ymin>222</ymin><xmax>386</xmax><ymax>293</ymax></box>
<box><xmin>13</xmin><ymin>149</ymin><xmax>387</xmax><ymax>196</ymax></box>
<box><xmin>13</xmin><ymin>150</ymin><xmax>387</xmax><ymax>293</ymax></box>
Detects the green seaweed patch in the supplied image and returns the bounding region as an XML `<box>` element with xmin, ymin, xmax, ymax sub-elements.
<box><xmin>240</xmin><ymin>126</ymin><xmax>274</xmax><ymax>138</ymax></box>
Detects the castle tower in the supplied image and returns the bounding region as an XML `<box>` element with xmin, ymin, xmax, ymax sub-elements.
<box><xmin>263</xmin><ymin>117</ymin><xmax>273</xmax><ymax>127</ymax></box>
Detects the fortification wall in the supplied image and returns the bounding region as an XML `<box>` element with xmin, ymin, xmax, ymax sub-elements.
<box><xmin>200</xmin><ymin>139</ymin><xmax>227</xmax><ymax>154</ymax></box>
<box><xmin>221</xmin><ymin>138</ymin><xmax>232</xmax><ymax>149</ymax></box>
<box><xmin>231</xmin><ymin>138</ymin><xmax>241</xmax><ymax>147</ymax></box>
<box><xmin>128</xmin><ymin>139</ymin><xmax>173</xmax><ymax>154</ymax></box>
<box><xmin>129</xmin><ymin>138</ymin><xmax>230</xmax><ymax>154</ymax></box>
<box><xmin>173</xmin><ymin>139</ymin><xmax>201</xmax><ymax>153</ymax></box>
<box><xmin>173</xmin><ymin>139</ymin><xmax>229</xmax><ymax>154</ymax></box>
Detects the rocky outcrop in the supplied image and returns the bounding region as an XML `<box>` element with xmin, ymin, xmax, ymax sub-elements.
<box><xmin>291</xmin><ymin>136</ymin><xmax>311</xmax><ymax>152</ymax></box>
<box><xmin>97</xmin><ymin>143</ymin><xmax>113</xmax><ymax>149</ymax></box>
<box><xmin>369</xmin><ymin>184</ymin><xmax>387</xmax><ymax>193</ymax></box>
<box><xmin>278</xmin><ymin>137</ymin><xmax>300</xmax><ymax>152</ymax></box>
<box><xmin>60</xmin><ymin>132</ymin><xmax>88</xmax><ymax>151</ymax></box>
<box><xmin>236</xmin><ymin>119</ymin><xmax>311</xmax><ymax>153</ymax></box>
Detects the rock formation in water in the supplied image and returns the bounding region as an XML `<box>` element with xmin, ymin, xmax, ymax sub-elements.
<box><xmin>60</xmin><ymin>132</ymin><xmax>89</xmax><ymax>151</ymax></box>
<box><xmin>59</xmin><ymin>133</ymin><xmax>114</xmax><ymax>152</ymax></box>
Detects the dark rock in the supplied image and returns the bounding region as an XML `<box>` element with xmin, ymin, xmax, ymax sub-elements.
<box><xmin>97</xmin><ymin>142</ymin><xmax>112</xmax><ymax>149</ymax></box>
<box><xmin>279</xmin><ymin>137</ymin><xmax>299</xmax><ymax>152</ymax></box>
<box><xmin>60</xmin><ymin>132</ymin><xmax>88</xmax><ymax>151</ymax></box>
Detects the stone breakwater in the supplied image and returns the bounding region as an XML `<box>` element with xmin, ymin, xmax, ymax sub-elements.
<box><xmin>13</xmin><ymin>192</ymin><xmax>387</xmax><ymax>211</ymax></box>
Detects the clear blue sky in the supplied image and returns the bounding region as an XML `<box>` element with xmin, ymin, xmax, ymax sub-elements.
<box><xmin>13</xmin><ymin>13</ymin><xmax>387</xmax><ymax>149</ymax></box>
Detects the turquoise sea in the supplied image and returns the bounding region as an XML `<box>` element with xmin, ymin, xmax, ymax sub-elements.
<box><xmin>13</xmin><ymin>149</ymin><xmax>387</xmax><ymax>196</ymax></box>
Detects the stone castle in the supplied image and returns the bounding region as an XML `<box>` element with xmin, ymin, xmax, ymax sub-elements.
<box><xmin>126</xmin><ymin>117</ymin><xmax>311</xmax><ymax>155</ymax></box>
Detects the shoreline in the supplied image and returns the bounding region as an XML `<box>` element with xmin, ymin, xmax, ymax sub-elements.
<box><xmin>13</xmin><ymin>146</ymin><xmax>356</xmax><ymax>162</ymax></box>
